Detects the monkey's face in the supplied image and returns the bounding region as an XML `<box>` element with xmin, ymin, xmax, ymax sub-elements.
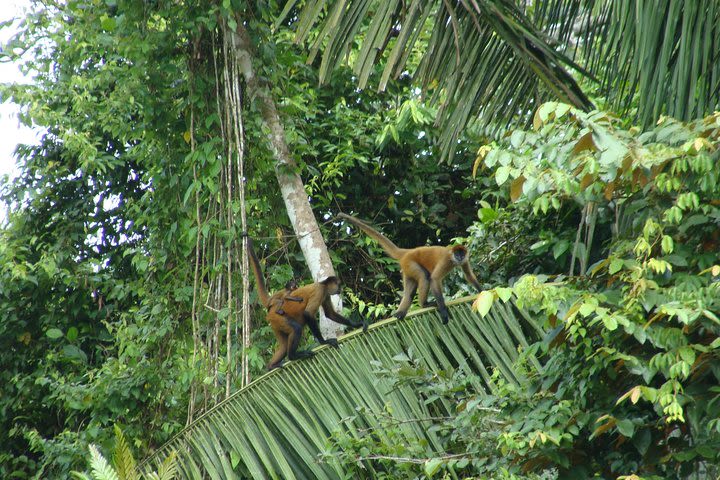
<box><xmin>321</xmin><ymin>276</ymin><xmax>342</xmax><ymax>295</ymax></box>
<box><xmin>285</xmin><ymin>279</ymin><xmax>299</xmax><ymax>291</ymax></box>
<box><xmin>327</xmin><ymin>280</ymin><xmax>341</xmax><ymax>295</ymax></box>
<box><xmin>451</xmin><ymin>245</ymin><xmax>467</xmax><ymax>264</ymax></box>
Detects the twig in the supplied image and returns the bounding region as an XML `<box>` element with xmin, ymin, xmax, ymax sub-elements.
<box><xmin>355</xmin><ymin>452</ymin><xmax>475</xmax><ymax>465</ymax></box>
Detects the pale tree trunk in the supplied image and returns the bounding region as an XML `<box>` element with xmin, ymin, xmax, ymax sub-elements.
<box><xmin>229</xmin><ymin>22</ymin><xmax>342</xmax><ymax>338</ymax></box>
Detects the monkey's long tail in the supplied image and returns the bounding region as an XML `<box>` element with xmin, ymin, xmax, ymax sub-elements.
<box><xmin>246</xmin><ymin>237</ymin><xmax>271</xmax><ymax>308</ymax></box>
<box><xmin>338</xmin><ymin>213</ymin><xmax>408</xmax><ymax>261</ymax></box>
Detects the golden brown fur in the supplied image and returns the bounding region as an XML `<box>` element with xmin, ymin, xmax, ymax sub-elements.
<box><xmin>246</xmin><ymin>236</ymin><xmax>364</xmax><ymax>370</ymax></box>
<box><xmin>338</xmin><ymin>213</ymin><xmax>481</xmax><ymax>324</ymax></box>
<box><xmin>266</xmin><ymin>279</ymin><xmax>302</xmax><ymax>315</ymax></box>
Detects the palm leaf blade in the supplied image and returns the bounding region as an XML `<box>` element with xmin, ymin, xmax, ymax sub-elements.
<box><xmin>142</xmin><ymin>297</ymin><xmax>543</xmax><ymax>479</ymax></box>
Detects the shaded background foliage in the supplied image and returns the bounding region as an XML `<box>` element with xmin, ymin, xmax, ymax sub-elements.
<box><xmin>0</xmin><ymin>0</ymin><xmax>719</xmax><ymax>478</ymax></box>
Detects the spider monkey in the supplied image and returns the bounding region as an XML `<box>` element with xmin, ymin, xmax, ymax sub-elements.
<box><xmin>246</xmin><ymin>236</ymin><xmax>366</xmax><ymax>370</ymax></box>
<box><xmin>338</xmin><ymin>213</ymin><xmax>481</xmax><ymax>325</ymax></box>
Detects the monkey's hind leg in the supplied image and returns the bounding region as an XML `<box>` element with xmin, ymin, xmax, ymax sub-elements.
<box><xmin>394</xmin><ymin>273</ymin><xmax>418</xmax><ymax>320</ymax></box>
<box><xmin>267</xmin><ymin>331</ymin><xmax>289</xmax><ymax>370</ymax></box>
<box><xmin>416</xmin><ymin>264</ymin><xmax>433</xmax><ymax>307</ymax></box>
<box><xmin>286</xmin><ymin>317</ymin><xmax>314</xmax><ymax>361</ymax></box>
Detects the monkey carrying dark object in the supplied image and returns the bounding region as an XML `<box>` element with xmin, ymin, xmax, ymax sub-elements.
<box><xmin>246</xmin><ymin>236</ymin><xmax>366</xmax><ymax>370</ymax></box>
<box><xmin>337</xmin><ymin>213</ymin><xmax>481</xmax><ymax>325</ymax></box>
<box><xmin>267</xmin><ymin>279</ymin><xmax>302</xmax><ymax>315</ymax></box>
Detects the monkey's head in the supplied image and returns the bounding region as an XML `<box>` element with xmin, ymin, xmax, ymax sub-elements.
<box><xmin>320</xmin><ymin>276</ymin><xmax>342</xmax><ymax>295</ymax></box>
<box><xmin>450</xmin><ymin>245</ymin><xmax>468</xmax><ymax>264</ymax></box>
<box><xmin>284</xmin><ymin>279</ymin><xmax>299</xmax><ymax>291</ymax></box>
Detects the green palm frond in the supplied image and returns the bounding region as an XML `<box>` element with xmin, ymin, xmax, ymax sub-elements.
<box><xmin>592</xmin><ymin>0</ymin><xmax>720</xmax><ymax>126</ymax></box>
<box><xmin>531</xmin><ymin>0</ymin><xmax>720</xmax><ymax>126</ymax></box>
<box><xmin>278</xmin><ymin>0</ymin><xmax>593</xmax><ymax>161</ymax></box>
<box><xmin>142</xmin><ymin>296</ymin><xmax>544</xmax><ymax>479</ymax></box>
<box><xmin>277</xmin><ymin>0</ymin><xmax>720</xmax><ymax>157</ymax></box>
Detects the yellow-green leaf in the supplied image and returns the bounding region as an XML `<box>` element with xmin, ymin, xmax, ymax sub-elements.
<box><xmin>472</xmin><ymin>291</ymin><xmax>494</xmax><ymax>318</ymax></box>
<box><xmin>510</xmin><ymin>176</ymin><xmax>526</xmax><ymax>202</ymax></box>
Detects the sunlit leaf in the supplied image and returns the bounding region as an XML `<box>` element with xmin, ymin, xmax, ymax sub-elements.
<box><xmin>473</xmin><ymin>291</ymin><xmax>494</xmax><ymax>317</ymax></box>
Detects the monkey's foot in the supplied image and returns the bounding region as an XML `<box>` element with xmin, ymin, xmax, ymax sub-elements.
<box><xmin>322</xmin><ymin>338</ymin><xmax>339</xmax><ymax>348</ymax></box>
<box><xmin>289</xmin><ymin>350</ymin><xmax>315</xmax><ymax>361</ymax></box>
<box><xmin>266</xmin><ymin>361</ymin><xmax>284</xmax><ymax>371</ymax></box>
<box><xmin>348</xmin><ymin>321</ymin><xmax>367</xmax><ymax>332</ymax></box>
<box><xmin>394</xmin><ymin>310</ymin><xmax>407</xmax><ymax>320</ymax></box>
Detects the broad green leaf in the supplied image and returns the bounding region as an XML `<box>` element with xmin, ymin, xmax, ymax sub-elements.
<box><xmin>473</xmin><ymin>291</ymin><xmax>494</xmax><ymax>318</ymax></box>
<box><xmin>578</xmin><ymin>302</ymin><xmax>595</xmax><ymax>317</ymax></box>
<box><xmin>602</xmin><ymin>315</ymin><xmax>618</xmax><ymax>331</ymax></box>
<box><xmin>678</xmin><ymin>347</ymin><xmax>695</xmax><ymax>365</ymax></box>
<box><xmin>495</xmin><ymin>166</ymin><xmax>511</xmax><ymax>185</ymax></box>
<box><xmin>616</xmin><ymin>419</ymin><xmax>635</xmax><ymax>438</ymax></box>
<box><xmin>553</xmin><ymin>240</ymin><xmax>570</xmax><ymax>259</ymax></box>
<box><xmin>62</xmin><ymin>345</ymin><xmax>88</xmax><ymax>363</ymax></box>
<box><xmin>537</xmin><ymin>102</ymin><xmax>557</xmax><ymax>125</ymax></box>
<box><xmin>494</xmin><ymin>287</ymin><xmax>513</xmax><ymax>303</ymax></box>
<box><xmin>66</xmin><ymin>327</ymin><xmax>79</xmax><ymax>342</ymax></box>
<box><xmin>609</xmin><ymin>258</ymin><xmax>623</xmax><ymax>274</ymax></box>
<box><xmin>478</xmin><ymin>208</ymin><xmax>498</xmax><ymax>223</ymax></box>
<box><xmin>46</xmin><ymin>328</ymin><xmax>63</xmax><ymax>339</ymax></box>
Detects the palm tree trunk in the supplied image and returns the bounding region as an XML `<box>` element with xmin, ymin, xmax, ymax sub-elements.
<box><xmin>229</xmin><ymin>23</ymin><xmax>342</xmax><ymax>338</ymax></box>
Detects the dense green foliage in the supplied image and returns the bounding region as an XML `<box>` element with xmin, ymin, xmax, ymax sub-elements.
<box><xmin>0</xmin><ymin>1</ymin><xmax>482</xmax><ymax>477</ymax></box>
<box><xmin>486</xmin><ymin>107</ymin><xmax>720</xmax><ymax>477</ymax></box>
<box><xmin>1</xmin><ymin>0</ymin><xmax>719</xmax><ymax>478</ymax></box>
<box><xmin>1</xmin><ymin>1</ymin><xmax>193</xmax><ymax>475</ymax></box>
<box><xmin>324</xmin><ymin>108</ymin><xmax>720</xmax><ymax>478</ymax></box>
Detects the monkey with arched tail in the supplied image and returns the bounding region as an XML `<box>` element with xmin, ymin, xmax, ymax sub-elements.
<box><xmin>246</xmin><ymin>236</ymin><xmax>366</xmax><ymax>370</ymax></box>
<box><xmin>337</xmin><ymin>213</ymin><xmax>481</xmax><ymax>325</ymax></box>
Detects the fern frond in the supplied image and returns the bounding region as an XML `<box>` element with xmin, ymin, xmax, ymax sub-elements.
<box><xmin>88</xmin><ymin>444</ymin><xmax>120</xmax><ymax>480</ymax></box>
<box><xmin>155</xmin><ymin>451</ymin><xmax>178</xmax><ymax>480</ymax></box>
<box><xmin>112</xmin><ymin>425</ymin><xmax>139</xmax><ymax>480</ymax></box>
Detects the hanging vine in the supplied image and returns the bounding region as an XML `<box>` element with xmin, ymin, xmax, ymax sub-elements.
<box><xmin>221</xmin><ymin>19</ymin><xmax>252</xmax><ymax>390</ymax></box>
<box><xmin>184</xmin><ymin>18</ymin><xmax>252</xmax><ymax>424</ymax></box>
